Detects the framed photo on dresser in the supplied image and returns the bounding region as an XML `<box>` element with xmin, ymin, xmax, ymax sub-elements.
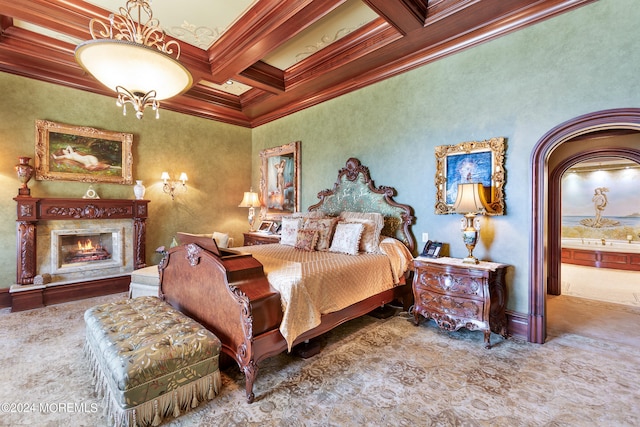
<box><xmin>258</xmin><ymin>221</ymin><xmax>274</xmax><ymax>233</ymax></box>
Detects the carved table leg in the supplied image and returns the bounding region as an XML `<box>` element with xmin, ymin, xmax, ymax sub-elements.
<box><xmin>243</xmin><ymin>360</ymin><xmax>258</xmax><ymax>403</ymax></box>
<box><xmin>484</xmin><ymin>330</ymin><xmax>492</xmax><ymax>349</ymax></box>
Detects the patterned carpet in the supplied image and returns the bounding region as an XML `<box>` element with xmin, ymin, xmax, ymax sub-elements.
<box><xmin>0</xmin><ymin>293</ymin><xmax>639</xmax><ymax>426</ymax></box>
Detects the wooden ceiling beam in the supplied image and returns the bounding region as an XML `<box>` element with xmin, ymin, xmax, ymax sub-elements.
<box><xmin>236</xmin><ymin>60</ymin><xmax>285</xmax><ymax>94</ymax></box>
<box><xmin>0</xmin><ymin>0</ymin><xmax>103</xmax><ymax>40</ymax></box>
<box><xmin>285</xmin><ymin>18</ymin><xmax>400</xmax><ymax>93</ymax></box>
<box><xmin>245</xmin><ymin>0</ymin><xmax>596</xmax><ymax>126</ymax></box>
<box><xmin>0</xmin><ymin>0</ymin><xmax>596</xmax><ymax>128</ymax></box>
<box><xmin>362</xmin><ymin>0</ymin><xmax>428</xmax><ymax>34</ymax></box>
<box><xmin>206</xmin><ymin>0</ymin><xmax>345</xmax><ymax>85</ymax></box>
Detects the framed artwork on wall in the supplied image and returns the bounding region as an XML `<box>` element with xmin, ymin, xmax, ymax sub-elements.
<box><xmin>434</xmin><ymin>137</ymin><xmax>506</xmax><ymax>215</ymax></box>
<box><xmin>259</xmin><ymin>141</ymin><xmax>301</xmax><ymax>220</ymax></box>
<box><xmin>34</xmin><ymin>119</ymin><xmax>133</xmax><ymax>184</ymax></box>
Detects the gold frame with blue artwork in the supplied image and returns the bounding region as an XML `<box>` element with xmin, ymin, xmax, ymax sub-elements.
<box><xmin>435</xmin><ymin>137</ymin><xmax>506</xmax><ymax>215</ymax></box>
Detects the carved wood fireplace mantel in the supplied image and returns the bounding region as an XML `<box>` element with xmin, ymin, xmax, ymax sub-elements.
<box><xmin>14</xmin><ymin>197</ymin><xmax>149</xmax><ymax>286</ymax></box>
<box><xmin>10</xmin><ymin>196</ymin><xmax>150</xmax><ymax>311</ymax></box>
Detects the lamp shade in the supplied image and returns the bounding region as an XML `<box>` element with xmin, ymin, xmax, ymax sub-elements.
<box><xmin>453</xmin><ymin>183</ymin><xmax>489</xmax><ymax>214</ymax></box>
<box><xmin>238</xmin><ymin>191</ymin><xmax>260</xmax><ymax>208</ymax></box>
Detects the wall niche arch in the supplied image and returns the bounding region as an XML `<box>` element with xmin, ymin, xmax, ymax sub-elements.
<box><xmin>530</xmin><ymin>108</ymin><xmax>640</xmax><ymax>344</ymax></box>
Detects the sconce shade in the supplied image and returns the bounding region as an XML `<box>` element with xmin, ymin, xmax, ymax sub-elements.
<box><xmin>453</xmin><ymin>183</ymin><xmax>489</xmax><ymax>214</ymax></box>
<box><xmin>161</xmin><ymin>171</ymin><xmax>188</xmax><ymax>200</ymax></box>
<box><xmin>238</xmin><ymin>191</ymin><xmax>260</xmax><ymax>208</ymax></box>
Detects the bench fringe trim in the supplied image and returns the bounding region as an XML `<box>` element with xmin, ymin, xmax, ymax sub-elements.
<box><xmin>84</xmin><ymin>340</ymin><xmax>221</xmax><ymax>427</ymax></box>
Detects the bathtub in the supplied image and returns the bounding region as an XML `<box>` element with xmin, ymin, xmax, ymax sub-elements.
<box><xmin>561</xmin><ymin>238</ymin><xmax>640</xmax><ymax>271</ymax></box>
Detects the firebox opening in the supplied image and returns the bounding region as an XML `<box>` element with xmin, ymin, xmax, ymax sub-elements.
<box><xmin>51</xmin><ymin>227</ymin><xmax>123</xmax><ymax>275</ymax></box>
<box><xmin>60</xmin><ymin>233</ymin><xmax>112</xmax><ymax>268</ymax></box>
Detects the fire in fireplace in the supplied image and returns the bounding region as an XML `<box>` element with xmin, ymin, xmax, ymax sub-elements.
<box><xmin>63</xmin><ymin>235</ymin><xmax>112</xmax><ymax>265</ymax></box>
<box><xmin>51</xmin><ymin>227</ymin><xmax>123</xmax><ymax>275</ymax></box>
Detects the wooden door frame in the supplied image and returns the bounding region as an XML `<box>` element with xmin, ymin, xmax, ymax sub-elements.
<box><xmin>529</xmin><ymin>108</ymin><xmax>640</xmax><ymax>344</ymax></box>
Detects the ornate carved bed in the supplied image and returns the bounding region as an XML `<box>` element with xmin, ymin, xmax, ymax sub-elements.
<box><xmin>159</xmin><ymin>158</ymin><xmax>415</xmax><ymax>403</ymax></box>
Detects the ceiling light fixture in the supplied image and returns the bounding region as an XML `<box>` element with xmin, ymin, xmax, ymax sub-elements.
<box><xmin>75</xmin><ymin>0</ymin><xmax>193</xmax><ymax>119</ymax></box>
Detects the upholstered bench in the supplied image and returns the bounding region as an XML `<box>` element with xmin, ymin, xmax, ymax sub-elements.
<box><xmin>84</xmin><ymin>296</ymin><xmax>222</xmax><ymax>427</ymax></box>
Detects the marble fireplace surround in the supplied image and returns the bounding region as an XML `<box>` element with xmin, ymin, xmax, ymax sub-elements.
<box><xmin>11</xmin><ymin>197</ymin><xmax>149</xmax><ymax>311</ymax></box>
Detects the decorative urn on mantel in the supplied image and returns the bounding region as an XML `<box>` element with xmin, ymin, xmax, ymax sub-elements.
<box><xmin>133</xmin><ymin>180</ymin><xmax>146</xmax><ymax>200</ymax></box>
<box><xmin>15</xmin><ymin>156</ymin><xmax>34</xmax><ymax>197</ymax></box>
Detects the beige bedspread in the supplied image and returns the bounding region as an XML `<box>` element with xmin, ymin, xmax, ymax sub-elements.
<box><xmin>239</xmin><ymin>239</ymin><xmax>412</xmax><ymax>350</ymax></box>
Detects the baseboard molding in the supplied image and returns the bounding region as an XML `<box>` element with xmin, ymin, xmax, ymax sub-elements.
<box><xmin>0</xmin><ymin>288</ymin><xmax>11</xmax><ymax>309</ymax></box>
<box><xmin>506</xmin><ymin>309</ymin><xmax>529</xmax><ymax>341</ymax></box>
<box><xmin>11</xmin><ymin>275</ymin><xmax>130</xmax><ymax>312</ymax></box>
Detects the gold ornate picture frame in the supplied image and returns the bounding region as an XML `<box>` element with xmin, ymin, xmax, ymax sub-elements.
<box><xmin>259</xmin><ymin>141</ymin><xmax>301</xmax><ymax>220</ymax></box>
<box><xmin>35</xmin><ymin>120</ymin><xmax>133</xmax><ymax>184</ymax></box>
<box><xmin>435</xmin><ymin>137</ymin><xmax>506</xmax><ymax>215</ymax></box>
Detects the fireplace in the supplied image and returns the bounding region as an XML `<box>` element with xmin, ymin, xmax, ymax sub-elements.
<box><xmin>52</xmin><ymin>228</ymin><xmax>123</xmax><ymax>274</ymax></box>
<box><xmin>12</xmin><ymin>197</ymin><xmax>149</xmax><ymax>312</ymax></box>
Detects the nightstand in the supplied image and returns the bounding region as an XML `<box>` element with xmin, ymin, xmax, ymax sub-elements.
<box><xmin>243</xmin><ymin>232</ymin><xmax>280</xmax><ymax>246</ymax></box>
<box><xmin>412</xmin><ymin>256</ymin><xmax>508</xmax><ymax>348</ymax></box>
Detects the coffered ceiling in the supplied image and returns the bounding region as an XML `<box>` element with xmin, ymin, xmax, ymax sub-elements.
<box><xmin>0</xmin><ymin>0</ymin><xmax>593</xmax><ymax>128</ymax></box>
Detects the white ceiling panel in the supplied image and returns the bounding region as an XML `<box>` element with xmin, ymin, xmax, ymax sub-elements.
<box><xmin>83</xmin><ymin>0</ymin><xmax>258</xmax><ymax>49</ymax></box>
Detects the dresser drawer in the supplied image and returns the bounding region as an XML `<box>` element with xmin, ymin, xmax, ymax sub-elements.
<box><xmin>414</xmin><ymin>267</ymin><xmax>486</xmax><ymax>299</ymax></box>
<box><xmin>415</xmin><ymin>288</ymin><xmax>485</xmax><ymax>321</ymax></box>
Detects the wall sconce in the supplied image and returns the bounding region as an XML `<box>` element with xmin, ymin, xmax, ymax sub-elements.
<box><xmin>238</xmin><ymin>189</ymin><xmax>260</xmax><ymax>231</ymax></box>
<box><xmin>161</xmin><ymin>171</ymin><xmax>188</xmax><ymax>200</ymax></box>
<box><xmin>453</xmin><ymin>183</ymin><xmax>490</xmax><ymax>264</ymax></box>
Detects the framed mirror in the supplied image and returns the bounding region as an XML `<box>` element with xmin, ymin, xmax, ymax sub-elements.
<box><xmin>434</xmin><ymin>137</ymin><xmax>506</xmax><ymax>215</ymax></box>
<box><xmin>259</xmin><ymin>141</ymin><xmax>301</xmax><ymax>220</ymax></box>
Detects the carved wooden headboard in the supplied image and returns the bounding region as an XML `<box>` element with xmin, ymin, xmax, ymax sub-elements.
<box><xmin>307</xmin><ymin>158</ymin><xmax>415</xmax><ymax>252</ymax></box>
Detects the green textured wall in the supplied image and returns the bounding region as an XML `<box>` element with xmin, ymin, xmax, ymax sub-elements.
<box><xmin>0</xmin><ymin>73</ymin><xmax>252</xmax><ymax>288</ymax></box>
<box><xmin>252</xmin><ymin>0</ymin><xmax>640</xmax><ymax>313</ymax></box>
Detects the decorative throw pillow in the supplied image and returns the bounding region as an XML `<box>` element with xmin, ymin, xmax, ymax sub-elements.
<box><xmin>280</xmin><ymin>217</ymin><xmax>303</xmax><ymax>246</ymax></box>
<box><xmin>295</xmin><ymin>229</ymin><xmax>319</xmax><ymax>251</ymax></box>
<box><xmin>303</xmin><ymin>217</ymin><xmax>338</xmax><ymax>251</ymax></box>
<box><xmin>339</xmin><ymin>212</ymin><xmax>384</xmax><ymax>253</ymax></box>
<box><xmin>329</xmin><ymin>222</ymin><xmax>364</xmax><ymax>255</ymax></box>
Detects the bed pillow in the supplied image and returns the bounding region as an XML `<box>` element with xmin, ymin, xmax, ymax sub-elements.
<box><xmin>303</xmin><ymin>217</ymin><xmax>338</xmax><ymax>251</ymax></box>
<box><xmin>280</xmin><ymin>217</ymin><xmax>303</xmax><ymax>246</ymax></box>
<box><xmin>295</xmin><ymin>229</ymin><xmax>319</xmax><ymax>251</ymax></box>
<box><xmin>329</xmin><ymin>222</ymin><xmax>364</xmax><ymax>255</ymax></box>
<box><xmin>339</xmin><ymin>212</ymin><xmax>384</xmax><ymax>253</ymax></box>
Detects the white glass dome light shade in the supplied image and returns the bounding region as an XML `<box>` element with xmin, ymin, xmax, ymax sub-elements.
<box><xmin>75</xmin><ymin>39</ymin><xmax>193</xmax><ymax>100</ymax></box>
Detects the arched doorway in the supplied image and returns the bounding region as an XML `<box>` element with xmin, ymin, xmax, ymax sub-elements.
<box><xmin>529</xmin><ymin>108</ymin><xmax>640</xmax><ymax>344</ymax></box>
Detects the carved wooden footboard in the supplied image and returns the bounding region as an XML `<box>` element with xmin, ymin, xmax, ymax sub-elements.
<box><xmin>158</xmin><ymin>242</ymin><xmax>283</xmax><ymax>403</ymax></box>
